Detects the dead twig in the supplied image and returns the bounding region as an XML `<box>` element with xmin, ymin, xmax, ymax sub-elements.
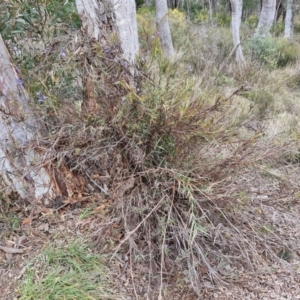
<box><xmin>110</xmin><ymin>195</ymin><xmax>166</xmax><ymax>261</ymax></box>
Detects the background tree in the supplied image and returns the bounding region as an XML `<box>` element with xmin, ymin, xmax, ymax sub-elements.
<box><xmin>242</xmin><ymin>0</ymin><xmax>260</xmax><ymax>20</ymax></box>
<box><xmin>275</xmin><ymin>0</ymin><xmax>286</xmax><ymax>22</ymax></box>
<box><xmin>230</xmin><ymin>0</ymin><xmax>245</xmax><ymax>66</ymax></box>
<box><xmin>284</xmin><ymin>0</ymin><xmax>294</xmax><ymax>38</ymax></box>
<box><xmin>75</xmin><ymin>0</ymin><xmax>139</xmax><ymax>113</ymax></box>
<box><xmin>155</xmin><ymin>0</ymin><xmax>175</xmax><ymax>58</ymax></box>
<box><xmin>168</xmin><ymin>0</ymin><xmax>178</xmax><ymax>9</ymax></box>
<box><xmin>255</xmin><ymin>0</ymin><xmax>276</xmax><ymax>37</ymax></box>
<box><xmin>75</xmin><ymin>0</ymin><xmax>139</xmax><ymax>64</ymax></box>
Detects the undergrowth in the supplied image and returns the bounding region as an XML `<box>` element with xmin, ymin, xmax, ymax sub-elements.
<box><xmin>19</xmin><ymin>238</ymin><xmax>121</xmax><ymax>300</ymax></box>
<box><xmin>2</xmin><ymin>2</ymin><xmax>300</xmax><ymax>298</ymax></box>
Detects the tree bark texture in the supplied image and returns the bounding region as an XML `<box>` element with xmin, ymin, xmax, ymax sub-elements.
<box><xmin>75</xmin><ymin>0</ymin><xmax>139</xmax><ymax>63</ymax></box>
<box><xmin>255</xmin><ymin>0</ymin><xmax>276</xmax><ymax>38</ymax></box>
<box><xmin>155</xmin><ymin>0</ymin><xmax>175</xmax><ymax>58</ymax></box>
<box><xmin>230</xmin><ymin>0</ymin><xmax>245</xmax><ymax>67</ymax></box>
<box><xmin>284</xmin><ymin>0</ymin><xmax>294</xmax><ymax>38</ymax></box>
<box><xmin>0</xmin><ymin>35</ymin><xmax>53</xmax><ymax>200</ymax></box>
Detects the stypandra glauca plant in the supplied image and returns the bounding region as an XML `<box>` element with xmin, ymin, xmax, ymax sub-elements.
<box><xmin>92</xmin><ymin>47</ymin><xmax>281</xmax><ymax>296</ymax></box>
<box><xmin>3</xmin><ymin>1</ymin><xmax>300</xmax><ymax>298</ymax></box>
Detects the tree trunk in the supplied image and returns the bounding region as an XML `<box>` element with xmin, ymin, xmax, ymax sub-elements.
<box><xmin>275</xmin><ymin>0</ymin><xmax>286</xmax><ymax>22</ymax></box>
<box><xmin>168</xmin><ymin>0</ymin><xmax>178</xmax><ymax>9</ymax></box>
<box><xmin>0</xmin><ymin>34</ymin><xmax>54</xmax><ymax>200</ymax></box>
<box><xmin>284</xmin><ymin>0</ymin><xmax>294</xmax><ymax>38</ymax></box>
<box><xmin>211</xmin><ymin>0</ymin><xmax>217</xmax><ymax>11</ymax></box>
<box><xmin>230</xmin><ymin>0</ymin><xmax>246</xmax><ymax>67</ymax></box>
<box><xmin>75</xmin><ymin>0</ymin><xmax>139</xmax><ymax>112</ymax></box>
<box><xmin>208</xmin><ymin>0</ymin><xmax>213</xmax><ymax>21</ymax></box>
<box><xmin>155</xmin><ymin>0</ymin><xmax>175</xmax><ymax>58</ymax></box>
<box><xmin>255</xmin><ymin>0</ymin><xmax>276</xmax><ymax>38</ymax></box>
<box><xmin>75</xmin><ymin>0</ymin><xmax>139</xmax><ymax>64</ymax></box>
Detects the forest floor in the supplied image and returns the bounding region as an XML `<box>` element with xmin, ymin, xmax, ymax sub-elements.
<box><xmin>1</xmin><ymin>160</ymin><xmax>300</xmax><ymax>300</ymax></box>
<box><xmin>2</xmin><ymin>7</ymin><xmax>300</xmax><ymax>300</ymax></box>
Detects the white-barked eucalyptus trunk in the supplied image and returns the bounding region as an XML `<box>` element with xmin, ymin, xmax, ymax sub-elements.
<box><xmin>255</xmin><ymin>0</ymin><xmax>276</xmax><ymax>38</ymax></box>
<box><xmin>0</xmin><ymin>35</ymin><xmax>54</xmax><ymax>200</ymax></box>
<box><xmin>75</xmin><ymin>0</ymin><xmax>139</xmax><ymax>64</ymax></box>
<box><xmin>230</xmin><ymin>0</ymin><xmax>245</xmax><ymax>67</ymax></box>
<box><xmin>155</xmin><ymin>0</ymin><xmax>175</xmax><ymax>58</ymax></box>
<box><xmin>284</xmin><ymin>0</ymin><xmax>294</xmax><ymax>38</ymax></box>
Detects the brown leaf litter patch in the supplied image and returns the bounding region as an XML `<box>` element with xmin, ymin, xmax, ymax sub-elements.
<box><xmin>0</xmin><ymin>192</ymin><xmax>108</xmax><ymax>299</ymax></box>
<box><xmin>2</xmin><ymin>160</ymin><xmax>300</xmax><ymax>299</ymax></box>
<box><xmin>93</xmin><ymin>162</ymin><xmax>300</xmax><ymax>299</ymax></box>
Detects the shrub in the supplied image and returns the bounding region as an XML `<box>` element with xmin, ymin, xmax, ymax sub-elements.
<box><xmin>169</xmin><ymin>8</ymin><xmax>187</xmax><ymax>29</ymax></box>
<box><xmin>214</xmin><ymin>12</ymin><xmax>231</xmax><ymax>27</ymax></box>
<box><xmin>137</xmin><ymin>8</ymin><xmax>157</xmax><ymax>55</ymax></box>
<box><xmin>193</xmin><ymin>9</ymin><xmax>209</xmax><ymax>24</ymax></box>
<box><xmin>242</xmin><ymin>89</ymin><xmax>275</xmax><ymax>119</ymax></box>
<box><xmin>294</xmin><ymin>22</ymin><xmax>300</xmax><ymax>34</ymax></box>
<box><xmin>277</xmin><ymin>39</ymin><xmax>300</xmax><ymax>67</ymax></box>
<box><xmin>247</xmin><ymin>37</ymin><xmax>299</xmax><ymax>69</ymax></box>
<box><xmin>182</xmin><ymin>1</ymin><xmax>203</xmax><ymax>19</ymax></box>
<box><xmin>135</xmin><ymin>0</ymin><xmax>145</xmax><ymax>8</ymax></box>
<box><xmin>272</xmin><ymin>22</ymin><xmax>285</xmax><ymax>37</ymax></box>
<box><xmin>137</xmin><ymin>5</ymin><xmax>156</xmax><ymax>16</ymax></box>
<box><xmin>247</xmin><ymin>37</ymin><xmax>279</xmax><ymax>69</ymax></box>
<box><xmin>3</xmin><ymin>1</ymin><xmax>300</xmax><ymax>297</ymax></box>
<box><xmin>169</xmin><ymin>9</ymin><xmax>188</xmax><ymax>47</ymax></box>
<box><xmin>245</xmin><ymin>15</ymin><xmax>259</xmax><ymax>29</ymax></box>
<box><xmin>0</xmin><ymin>0</ymin><xmax>80</xmax><ymax>42</ymax></box>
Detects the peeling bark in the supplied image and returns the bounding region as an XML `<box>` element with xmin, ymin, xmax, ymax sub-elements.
<box><xmin>75</xmin><ymin>0</ymin><xmax>139</xmax><ymax>63</ymax></box>
<box><xmin>0</xmin><ymin>34</ymin><xmax>54</xmax><ymax>200</ymax></box>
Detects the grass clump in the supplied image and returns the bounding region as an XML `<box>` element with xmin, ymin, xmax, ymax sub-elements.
<box><xmin>242</xmin><ymin>89</ymin><xmax>275</xmax><ymax>119</ymax></box>
<box><xmin>277</xmin><ymin>39</ymin><xmax>300</xmax><ymax>67</ymax></box>
<box><xmin>19</xmin><ymin>239</ymin><xmax>120</xmax><ymax>300</ymax></box>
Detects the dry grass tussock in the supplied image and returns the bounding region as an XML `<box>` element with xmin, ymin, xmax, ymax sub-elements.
<box><xmin>3</xmin><ymin>7</ymin><xmax>300</xmax><ymax>298</ymax></box>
